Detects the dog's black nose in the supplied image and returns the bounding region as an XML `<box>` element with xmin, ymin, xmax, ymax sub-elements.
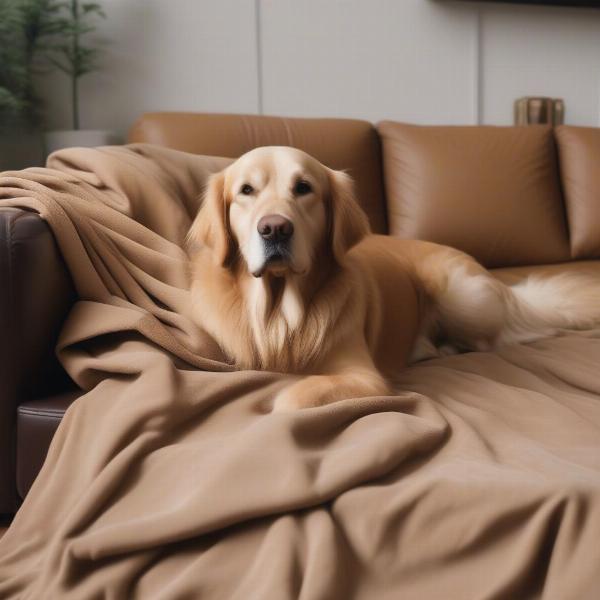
<box><xmin>257</xmin><ymin>215</ymin><xmax>294</xmax><ymax>242</ymax></box>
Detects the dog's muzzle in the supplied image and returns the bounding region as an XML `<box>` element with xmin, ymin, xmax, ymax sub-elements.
<box><xmin>253</xmin><ymin>214</ymin><xmax>294</xmax><ymax>277</ymax></box>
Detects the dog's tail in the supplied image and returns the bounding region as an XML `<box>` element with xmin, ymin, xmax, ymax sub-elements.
<box><xmin>499</xmin><ymin>273</ymin><xmax>600</xmax><ymax>345</ymax></box>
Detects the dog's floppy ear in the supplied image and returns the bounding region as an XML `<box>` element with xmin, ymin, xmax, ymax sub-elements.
<box><xmin>329</xmin><ymin>169</ymin><xmax>370</xmax><ymax>263</ymax></box>
<box><xmin>187</xmin><ymin>171</ymin><xmax>234</xmax><ymax>267</ymax></box>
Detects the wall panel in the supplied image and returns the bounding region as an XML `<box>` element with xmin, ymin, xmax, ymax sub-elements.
<box><xmin>259</xmin><ymin>0</ymin><xmax>479</xmax><ymax>124</ymax></box>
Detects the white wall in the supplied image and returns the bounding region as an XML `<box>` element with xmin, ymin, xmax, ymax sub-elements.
<box><xmin>41</xmin><ymin>0</ymin><xmax>600</xmax><ymax>138</ymax></box>
<box><xmin>41</xmin><ymin>0</ymin><xmax>261</xmax><ymax>134</ymax></box>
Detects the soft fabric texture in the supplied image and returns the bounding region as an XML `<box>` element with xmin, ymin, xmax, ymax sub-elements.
<box><xmin>0</xmin><ymin>145</ymin><xmax>599</xmax><ymax>599</ymax></box>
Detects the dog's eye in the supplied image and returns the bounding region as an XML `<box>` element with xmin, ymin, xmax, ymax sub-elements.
<box><xmin>240</xmin><ymin>184</ymin><xmax>254</xmax><ymax>195</ymax></box>
<box><xmin>293</xmin><ymin>180</ymin><xmax>312</xmax><ymax>196</ymax></box>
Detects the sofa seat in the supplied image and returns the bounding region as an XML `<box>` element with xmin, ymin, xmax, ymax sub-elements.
<box><xmin>3</xmin><ymin>115</ymin><xmax>596</xmax><ymax>516</ymax></box>
<box><xmin>16</xmin><ymin>390</ymin><xmax>81</xmax><ymax>499</ymax></box>
<box><xmin>15</xmin><ymin>259</ymin><xmax>600</xmax><ymax>501</ymax></box>
<box><xmin>492</xmin><ymin>259</ymin><xmax>600</xmax><ymax>284</ymax></box>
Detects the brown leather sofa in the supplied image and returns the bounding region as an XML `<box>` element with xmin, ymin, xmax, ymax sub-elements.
<box><xmin>1</xmin><ymin>112</ymin><xmax>598</xmax><ymax>516</ymax></box>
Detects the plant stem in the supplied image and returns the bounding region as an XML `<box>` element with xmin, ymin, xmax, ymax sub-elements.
<box><xmin>71</xmin><ymin>0</ymin><xmax>79</xmax><ymax>130</ymax></box>
<box><xmin>72</xmin><ymin>72</ymin><xmax>79</xmax><ymax>130</ymax></box>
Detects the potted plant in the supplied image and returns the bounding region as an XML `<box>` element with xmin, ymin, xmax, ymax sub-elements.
<box><xmin>44</xmin><ymin>0</ymin><xmax>117</xmax><ymax>154</ymax></box>
<box><xmin>0</xmin><ymin>0</ymin><xmax>52</xmax><ymax>170</ymax></box>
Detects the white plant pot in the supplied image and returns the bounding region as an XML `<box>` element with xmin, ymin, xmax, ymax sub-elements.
<box><xmin>44</xmin><ymin>129</ymin><xmax>119</xmax><ymax>156</ymax></box>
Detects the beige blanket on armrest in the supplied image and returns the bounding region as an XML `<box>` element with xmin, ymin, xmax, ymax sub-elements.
<box><xmin>0</xmin><ymin>145</ymin><xmax>599</xmax><ymax>599</ymax></box>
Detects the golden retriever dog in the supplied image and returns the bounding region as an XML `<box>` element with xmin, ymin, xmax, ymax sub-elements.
<box><xmin>187</xmin><ymin>146</ymin><xmax>600</xmax><ymax>410</ymax></box>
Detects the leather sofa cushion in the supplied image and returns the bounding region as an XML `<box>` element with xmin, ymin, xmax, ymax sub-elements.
<box><xmin>377</xmin><ymin>122</ymin><xmax>570</xmax><ymax>268</ymax></box>
<box><xmin>555</xmin><ymin>126</ymin><xmax>600</xmax><ymax>259</ymax></box>
<box><xmin>129</xmin><ymin>112</ymin><xmax>388</xmax><ymax>234</ymax></box>
<box><xmin>17</xmin><ymin>391</ymin><xmax>80</xmax><ymax>499</ymax></box>
<box><xmin>492</xmin><ymin>259</ymin><xmax>600</xmax><ymax>286</ymax></box>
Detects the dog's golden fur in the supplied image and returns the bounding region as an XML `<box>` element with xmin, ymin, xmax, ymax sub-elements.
<box><xmin>188</xmin><ymin>146</ymin><xmax>600</xmax><ymax>410</ymax></box>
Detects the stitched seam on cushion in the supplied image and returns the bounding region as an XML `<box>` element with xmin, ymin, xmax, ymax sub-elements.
<box><xmin>18</xmin><ymin>407</ymin><xmax>65</xmax><ymax>415</ymax></box>
<box><xmin>0</xmin><ymin>215</ymin><xmax>15</xmax><ymax>379</ymax></box>
<box><xmin>281</xmin><ymin>117</ymin><xmax>293</xmax><ymax>147</ymax></box>
<box><xmin>18</xmin><ymin>410</ymin><xmax>64</xmax><ymax>419</ymax></box>
<box><xmin>8</xmin><ymin>216</ymin><xmax>15</xmax><ymax>375</ymax></box>
<box><xmin>1</xmin><ymin>211</ymin><xmax>18</xmax><ymax>509</ymax></box>
<box><xmin>0</xmin><ymin>216</ymin><xmax>8</xmax><ymax>384</ymax></box>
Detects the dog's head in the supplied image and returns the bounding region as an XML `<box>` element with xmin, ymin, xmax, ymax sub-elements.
<box><xmin>188</xmin><ymin>146</ymin><xmax>370</xmax><ymax>278</ymax></box>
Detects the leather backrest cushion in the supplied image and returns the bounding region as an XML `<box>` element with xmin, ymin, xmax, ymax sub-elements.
<box><xmin>129</xmin><ymin>112</ymin><xmax>387</xmax><ymax>233</ymax></box>
<box><xmin>555</xmin><ymin>125</ymin><xmax>600</xmax><ymax>259</ymax></box>
<box><xmin>377</xmin><ymin>121</ymin><xmax>570</xmax><ymax>267</ymax></box>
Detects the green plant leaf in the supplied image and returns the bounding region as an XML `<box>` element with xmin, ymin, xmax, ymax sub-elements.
<box><xmin>46</xmin><ymin>55</ymin><xmax>72</xmax><ymax>75</ymax></box>
<box><xmin>0</xmin><ymin>0</ymin><xmax>108</xmax><ymax>129</ymax></box>
<box><xmin>81</xmin><ymin>2</ymin><xmax>106</xmax><ymax>18</ymax></box>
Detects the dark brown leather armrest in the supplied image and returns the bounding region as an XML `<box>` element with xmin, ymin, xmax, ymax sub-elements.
<box><xmin>0</xmin><ymin>208</ymin><xmax>76</xmax><ymax>513</ymax></box>
<box><xmin>16</xmin><ymin>391</ymin><xmax>80</xmax><ymax>499</ymax></box>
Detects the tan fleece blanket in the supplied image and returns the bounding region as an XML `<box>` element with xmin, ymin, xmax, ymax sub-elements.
<box><xmin>0</xmin><ymin>145</ymin><xmax>599</xmax><ymax>599</ymax></box>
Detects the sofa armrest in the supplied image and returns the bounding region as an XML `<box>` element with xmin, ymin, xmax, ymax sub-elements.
<box><xmin>0</xmin><ymin>208</ymin><xmax>76</xmax><ymax>513</ymax></box>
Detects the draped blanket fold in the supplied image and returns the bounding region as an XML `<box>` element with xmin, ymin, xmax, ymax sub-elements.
<box><xmin>0</xmin><ymin>145</ymin><xmax>599</xmax><ymax>599</ymax></box>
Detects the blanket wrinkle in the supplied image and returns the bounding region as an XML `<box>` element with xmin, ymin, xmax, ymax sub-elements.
<box><xmin>1</xmin><ymin>145</ymin><xmax>600</xmax><ymax>599</ymax></box>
